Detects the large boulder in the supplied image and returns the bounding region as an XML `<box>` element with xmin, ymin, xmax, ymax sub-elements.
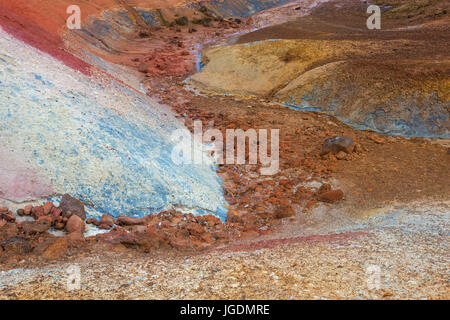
<box><xmin>59</xmin><ymin>194</ymin><xmax>86</xmax><ymax>220</ymax></box>
<box><xmin>65</xmin><ymin>215</ymin><xmax>86</xmax><ymax>234</ymax></box>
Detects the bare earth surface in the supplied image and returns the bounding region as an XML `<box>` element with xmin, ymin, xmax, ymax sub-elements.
<box><xmin>1</xmin><ymin>202</ymin><xmax>448</xmax><ymax>299</ymax></box>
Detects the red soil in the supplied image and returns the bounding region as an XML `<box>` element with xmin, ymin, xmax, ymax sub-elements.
<box><xmin>0</xmin><ymin>7</ymin><xmax>91</xmax><ymax>75</ymax></box>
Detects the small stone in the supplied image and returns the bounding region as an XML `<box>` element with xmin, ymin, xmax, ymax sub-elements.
<box><xmin>65</xmin><ymin>215</ymin><xmax>85</xmax><ymax>234</ymax></box>
<box><xmin>115</xmin><ymin>216</ymin><xmax>145</xmax><ymax>226</ymax></box>
<box><xmin>0</xmin><ymin>212</ymin><xmax>15</xmax><ymax>223</ymax></box>
<box><xmin>321</xmin><ymin>136</ymin><xmax>355</xmax><ymax>155</ymax></box>
<box><xmin>275</xmin><ymin>205</ymin><xmax>295</xmax><ymax>219</ymax></box>
<box><xmin>318</xmin><ymin>190</ymin><xmax>344</xmax><ymax>203</ymax></box>
<box><xmin>336</xmin><ymin>151</ymin><xmax>347</xmax><ymax>160</ymax></box>
<box><xmin>54</xmin><ymin>222</ymin><xmax>65</xmax><ymax>230</ymax></box>
<box><xmin>37</xmin><ymin>216</ymin><xmax>52</xmax><ymax>224</ymax></box>
<box><xmin>99</xmin><ymin>224</ymin><xmax>111</xmax><ymax>230</ymax></box>
<box><xmin>32</xmin><ymin>206</ymin><xmax>44</xmax><ymax>219</ymax></box>
<box><xmin>317</xmin><ymin>183</ymin><xmax>331</xmax><ymax>195</ymax></box>
<box><xmin>100</xmin><ymin>214</ymin><xmax>115</xmax><ymax>228</ymax></box>
<box><xmin>59</xmin><ymin>194</ymin><xmax>86</xmax><ymax>220</ymax></box>
<box><xmin>50</xmin><ymin>207</ymin><xmax>62</xmax><ymax>222</ymax></box>
<box><xmin>43</xmin><ymin>201</ymin><xmax>53</xmax><ymax>215</ymax></box>
<box><xmin>21</xmin><ymin>220</ymin><xmax>51</xmax><ymax>235</ymax></box>
<box><xmin>23</xmin><ymin>205</ymin><xmax>33</xmax><ymax>215</ymax></box>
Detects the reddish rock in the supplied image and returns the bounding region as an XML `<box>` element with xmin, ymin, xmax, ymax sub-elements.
<box><xmin>115</xmin><ymin>216</ymin><xmax>145</xmax><ymax>226</ymax></box>
<box><xmin>275</xmin><ymin>205</ymin><xmax>295</xmax><ymax>219</ymax></box>
<box><xmin>305</xmin><ymin>199</ymin><xmax>317</xmax><ymax>209</ymax></box>
<box><xmin>65</xmin><ymin>215</ymin><xmax>85</xmax><ymax>234</ymax></box>
<box><xmin>86</xmin><ymin>218</ymin><xmax>96</xmax><ymax>224</ymax></box>
<box><xmin>43</xmin><ymin>201</ymin><xmax>54</xmax><ymax>215</ymax></box>
<box><xmin>99</xmin><ymin>224</ymin><xmax>111</xmax><ymax>230</ymax></box>
<box><xmin>100</xmin><ymin>214</ymin><xmax>115</xmax><ymax>228</ymax></box>
<box><xmin>201</xmin><ymin>215</ymin><xmax>220</xmax><ymax>228</ymax></box>
<box><xmin>318</xmin><ymin>189</ymin><xmax>344</xmax><ymax>203</ymax></box>
<box><xmin>317</xmin><ymin>183</ymin><xmax>332</xmax><ymax>195</ymax></box>
<box><xmin>54</xmin><ymin>222</ymin><xmax>65</xmax><ymax>230</ymax></box>
<box><xmin>336</xmin><ymin>151</ymin><xmax>347</xmax><ymax>160</ymax></box>
<box><xmin>32</xmin><ymin>206</ymin><xmax>44</xmax><ymax>219</ymax></box>
<box><xmin>321</xmin><ymin>136</ymin><xmax>355</xmax><ymax>155</ymax></box>
<box><xmin>21</xmin><ymin>220</ymin><xmax>51</xmax><ymax>235</ymax></box>
<box><xmin>50</xmin><ymin>207</ymin><xmax>62</xmax><ymax>222</ymax></box>
<box><xmin>23</xmin><ymin>205</ymin><xmax>33</xmax><ymax>216</ymax></box>
<box><xmin>59</xmin><ymin>194</ymin><xmax>86</xmax><ymax>220</ymax></box>
<box><xmin>37</xmin><ymin>216</ymin><xmax>52</xmax><ymax>224</ymax></box>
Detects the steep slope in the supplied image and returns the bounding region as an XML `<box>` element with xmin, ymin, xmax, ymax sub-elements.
<box><xmin>0</xmin><ymin>27</ymin><xmax>227</xmax><ymax>219</ymax></box>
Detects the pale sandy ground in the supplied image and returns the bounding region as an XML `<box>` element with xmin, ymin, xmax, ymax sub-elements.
<box><xmin>0</xmin><ymin>202</ymin><xmax>448</xmax><ymax>300</ymax></box>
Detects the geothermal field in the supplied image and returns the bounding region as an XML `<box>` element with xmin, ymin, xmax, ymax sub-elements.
<box><xmin>0</xmin><ymin>0</ymin><xmax>449</xmax><ymax>301</ymax></box>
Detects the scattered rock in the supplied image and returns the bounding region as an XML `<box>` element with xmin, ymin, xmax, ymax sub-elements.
<box><xmin>32</xmin><ymin>206</ymin><xmax>44</xmax><ymax>219</ymax></box>
<box><xmin>275</xmin><ymin>205</ymin><xmax>295</xmax><ymax>219</ymax></box>
<box><xmin>317</xmin><ymin>183</ymin><xmax>332</xmax><ymax>195</ymax></box>
<box><xmin>21</xmin><ymin>220</ymin><xmax>51</xmax><ymax>235</ymax></box>
<box><xmin>59</xmin><ymin>194</ymin><xmax>86</xmax><ymax>220</ymax></box>
<box><xmin>43</xmin><ymin>201</ymin><xmax>54</xmax><ymax>215</ymax></box>
<box><xmin>369</xmin><ymin>135</ymin><xmax>385</xmax><ymax>144</ymax></box>
<box><xmin>115</xmin><ymin>216</ymin><xmax>146</xmax><ymax>226</ymax></box>
<box><xmin>65</xmin><ymin>215</ymin><xmax>85</xmax><ymax>234</ymax></box>
<box><xmin>99</xmin><ymin>224</ymin><xmax>111</xmax><ymax>230</ymax></box>
<box><xmin>37</xmin><ymin>216</ymin><xmax>52</xmax><ymax>224</ymax></box>
<box><xmin>51</xmin><ymin>207</ymin><xmax>63</xmax><ymax>222</ymax></box>
<box><xmin>100</xmin><ymin>214</ymin><xmax>115</xmax><ymax>228</ymax></box>
<box><xmin>321</xmin><ymin>136</ymin><xmax>355</xmax><ymax>155</ymax></box>
<box><xmin>23</xmin><ymin>205</ymin><xmax>33</xmax><ymax>216</ymax></box>
<box><xmin>336</xmin><ymin>151</ymin><xmax>347</xmax><ymax>160</ymax></box>
<box><xmin>318</xmin><ymin>189</ymin><xmax>344</xmax><ymax>203</ymax></box>
<box><xmin>0</xmin><ymin>211</ymin><xmax>15</xmax><ymax>222</ymax></box>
